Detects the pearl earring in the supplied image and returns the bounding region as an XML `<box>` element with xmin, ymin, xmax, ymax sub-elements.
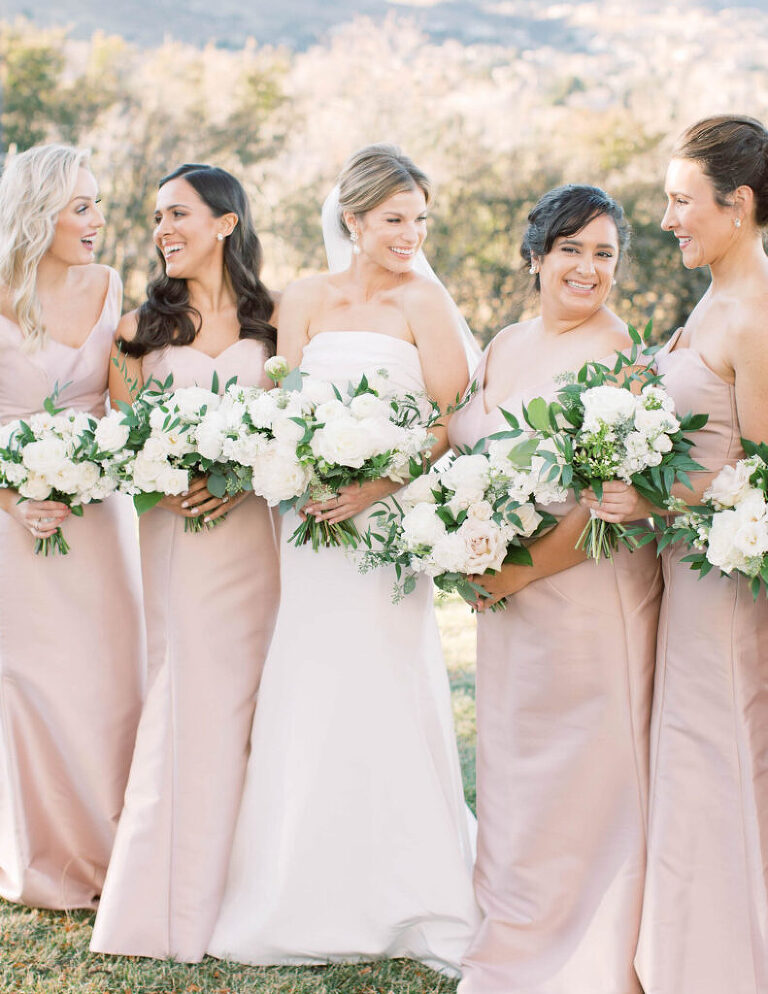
<box><xmin>734</xmin><ymin>218</ymin><xmax>742</xmax><ymax>228</ymax></box>
<box><xmin>350</xmin><ymin>230</ymin><xmax>360</xmax><ymax>255</ymax></box>
<box><xmin>217</xmin><ymin>233</ymin><xmax>224</xmax><ymax>241</ymax></box>
<box><xmin>529</xmin><ymin>265</ymin><xmax>537</xmax><ymax>275</ymax></box>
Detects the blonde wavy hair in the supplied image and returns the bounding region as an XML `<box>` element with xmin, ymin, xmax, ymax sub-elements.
<box><xmin>0</xmin><ymin>144</ymin><xmax>91</xmax><ymax>349</ymax></box>
<box><xmin>336</xmin><ymin>143</ymin><xmax>431</xmax><ymax>236</ymax></box>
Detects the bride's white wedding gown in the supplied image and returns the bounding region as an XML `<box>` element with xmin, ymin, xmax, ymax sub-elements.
<box><xmin>207</xmin><ymin>332</ymin><xmax>479</xmax><ymax>974</ymax></box>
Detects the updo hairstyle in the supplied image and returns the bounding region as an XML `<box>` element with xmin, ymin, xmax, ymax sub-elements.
<box><xmin>674</xmin><ymin>115</ymin><xmax>768</xmax><ymax>226</ymax></box>
<box><xmin>521</xmin><ymin>184</ymin><xmax>630</xmax><ymax>291</ymax></box>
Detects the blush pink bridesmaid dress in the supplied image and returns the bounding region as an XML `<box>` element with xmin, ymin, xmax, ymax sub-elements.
<box><xmin>90</xmin><ymin>337</ymin><xmax>280</xmax><ymax>963</ymax></box>
<box><xmin>634</xmin><ymin>330</ymin><xmax>768</xmax><ymax>994</ymax></box>
<box><xmin>448</xmin><ymin>346</ymin><xmax>661</xmax><ymax>994</ymax></box>
<box><xmin>0</xmin><ymin>267</ymin><xmax>145</xmax><ymax>909</ymax></box>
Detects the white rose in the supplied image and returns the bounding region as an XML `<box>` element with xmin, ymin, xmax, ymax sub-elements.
<box><xmin>18</xmin><ymin>472</ymin><xmax>52</xmax><ymax>500</ymax></box>
<box><xmin>271</xmin><ymin>415</ymin><xmax>306</xmax><ymax>445</ymax></box>
<box><xmin>706</xmin><ymin>510</ymin><xmax>747</xmax><ymax>573</ymax></box>
<box><xmin>149</xmin><ymin>406</ymin><xmax>170</xmax><ymax>430</ymax></box>
<box><xmin>310</xmin><ymin>417</ymin><xmax>372</xmax><ymax>468</ymax></box>
<box><xmin>467</xmin><ymin>499</ymin><xmax>493</xmax><ymax>521</ymax></box>
<box><xmin>508</xmin><ymin>500</ymin><xmax>543</xmax><ymax>537</ymax></box>
<box><xmin>401</xmin><ymin>503</ymin><xmax>447</xmax><ymax>550</ymax></box>
<box><xmin>314</xmin><ymin>399</ymin><xmax>348</xmax><ymax>423</ymax></box>
<box><xmin>459</xmin><ymin>517</ymin><xmax>509</xmax><ymax>573</ymax></box>
<box><xmin>651</xmin><ymin>432</ymin><xmax>674</xmax><ymax>453</ymax></box>
<box><xmin>95</xmin><ymin>411</ymin><xmax>131</xmax><ymax>453</ymax></box>
<box><xmin>400</xmin><ymin>473</ymin><xmax>440</xmax><ymax>509</ymax></box>
<box><xmin>581</xmin><ymin>385</ymin><xmax>637</xmax><ymax>430</ymax></box>
<box><xmin>194</xmin><ymin>412</ymin><xmax>229</xmax><ymax>461</ymax></box>
<box><xmin>173</xmin><ymin>387</ymin><xmax>220</xmax><ymax>419</ymax></box>
<box><xmin>155</xmin><ymin>465</ymin><xmax>189</xmax><ymax>496</ymax></box>
<box><xmin>246</xmin><ymin>392</ymin><xmax>279</xmax><ymax>429</ymax></box>
<box><xmin>733</xmin><ymin>519</ymin><xmax>768</xmax><ymax>559</ymax></box>
<box><xmin>349</xmin><ymin>393</ymin><xmax>389</xmax><ymax>420</ymax></box>
<box><xmin>1</xmin><ymin>461</ymin><xmax>26</xmax><ymax>486</ymax></box>
<box><xmin>250</xmin><ymin>446</ymin><xmax>312</xmax><ymax>504</ymax></box>
<box><xmin>440</xmin><ymin>454</ymin><xmax>490</xmax><ymax>500</ymax></box>
<box><xmin>705</xmin><ymin>461</ymin><xmax>754</xmax><ymax>509</ymax></box>
<box><xmin>21</xmin><ymin>436</ymin><xmax>69</xmax><ymax>475</ymax></box>
<box><xmin>736</xmin><ymin>489</ymin><xmax>768</xmax><ymax>522</ymax></box>
<box><xmin>130</xmin><ymin>452</ymin><xmax>167</xmax><ymax>491</ymax></box>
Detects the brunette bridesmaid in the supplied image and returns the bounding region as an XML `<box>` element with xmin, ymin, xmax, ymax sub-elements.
<box><xmin>90</xmin><ymin>164</ymin><xmax>280</xmax><ymax>962</ymax></box>
<box><xmin>449</xmin><ymin>185</ymin><xmax>661</xmax><ymax>993</ymax></box>
<box><xmin>586</xmin><ymin>116</ymin><xmax>768</xmax><ymax>994</ymax></box>
<box><xmin>0</xmin><ymin>144</ymin><xmax>144</xmax><ymax>908</ymax></box>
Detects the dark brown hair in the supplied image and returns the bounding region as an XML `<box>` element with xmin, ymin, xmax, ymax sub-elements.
<box><xmin>120</xmin><ymin>163</ymin><xmax>276</xmax><ymax>358</ymax></box>
<box><xmin>675</xmin><ymin>115</ymin><xmax>768</xmax><ymax>225</ymax></box>
<box><xmin>521</xmin><ymin>184</ymin><xmax>630</xmax><ymax>291</ymax></box>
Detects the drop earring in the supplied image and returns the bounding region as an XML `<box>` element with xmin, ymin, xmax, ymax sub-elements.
<box><xmin>350</xmin><ymin>230</ymin><xmax>360</xmax><ymax>255</ymax></box>
<box><xmin>734</xmin><ymin>218</ymin><xmax>742</xmax><ymax>228</ymax></box>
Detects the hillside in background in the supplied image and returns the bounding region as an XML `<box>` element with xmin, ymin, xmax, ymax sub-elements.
<box><xmin>3</xmin><ymin>3</ymin><xmax>768</xmax><ymax>340</ymax></box>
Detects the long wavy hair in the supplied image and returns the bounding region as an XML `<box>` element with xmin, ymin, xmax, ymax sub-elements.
<box><xmin>0</xmin><ymin>143</ymin><xmax>90</xmax><ymax>350</ymax></box>
<box><xmin>122</xmin><ymin>164</ymin><xmax>276</xmax><ymax>358</ymax></box>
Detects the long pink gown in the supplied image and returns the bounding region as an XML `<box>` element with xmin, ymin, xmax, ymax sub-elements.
<box><xmin>0</xmin><ymin>267</ymin><xmax>144</xmax><ymax>909</ymax></box>
<box><xmin>90</xmin><ymin>337</ymin><xmax>280</xmax><ymax>962</ymax></box>
<box><xmin>448</xmin><ymin>347</ymin><xmax>661</xmax><ymax>994</ymax></box>
<box><xmin>634</xmin><ymin>330</ymin><xmax>768</xmax><ymax>994</ymax></box>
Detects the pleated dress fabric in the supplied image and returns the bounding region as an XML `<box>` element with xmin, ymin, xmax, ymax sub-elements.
<box><xmin>0</xmin><ymin>267</ymin><xmax>144</xmax><ymax>909</ymax></box>
<box><xmin>90</xmin><ymin>338</ymin><xmax>280</xmax><ymax>962</ymax></box>
<box><xmin>448</xmin><ymin>346</ymin><xmax>661</xmax><ymax>994</ymax></box>
<box><xmin>208</xmin><ymin>331</ymin><xmax>480</xmax><ymax>976</ymax></box>
<box><xmin>634</xmin><ymin>329</ymin><xmax>768</xmax><ymax>994</ymax></box>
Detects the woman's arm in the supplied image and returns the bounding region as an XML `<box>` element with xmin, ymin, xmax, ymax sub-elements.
<box><xmin>471</xmin><ymin>505</ymin><xmax>591</xmax><ymax>609</ymax></box>
<box><xmin>275</xmin><ymin>279</ymin><xmax>316</xmax><ymax>370</ymax></box>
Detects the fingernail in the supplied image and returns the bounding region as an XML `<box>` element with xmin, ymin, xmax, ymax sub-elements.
<box><xmin>203</xmin><ymin>516</ymin><xmax>211</xmax><ymax>523</ymax></box>
<box><xmin>222</xmin><ymin>497</ymin><xmax>229</xmax><ymax>504</ymax></box>
<box><xmin>182</xmin><ymin>490</ymin><xmax>189</xmax><ymax>497</ymax></box>
<box><xmin>181</xmin><ymin>502</ymin><xmax>189</xmax><ymax>508</ymax></box>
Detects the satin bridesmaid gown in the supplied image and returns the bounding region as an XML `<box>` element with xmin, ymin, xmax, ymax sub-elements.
<box><xmin>208</xmin><ymin>332</ymin><xmax>479</xmax><ymax>976</ymax></box>
<box><xmin>634</xmin><ymin>329</ymin><xmax>768</xmax><ymax>994</ymax></box>
<box><xmin>0</xmin><ymin>267</ymin><xmax>144</xmax><ymax>909</ymax></box>
<box><xmin>90</xmin><ymin>338</ymin><xmax>280</xmax><ymax>962</ymax></box>
<box><xmin>448</xmin><ymin>345</ymin><xmax>661</xmax><ymax>994</ymax></box>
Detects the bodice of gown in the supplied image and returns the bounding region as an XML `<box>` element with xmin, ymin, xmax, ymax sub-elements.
<box><xmin>141</xmin><ymin>338</ymin><xmax>270</xmax><ymax>392</ymax></box>
<box><xmin>654</xmin><ymin>328</ymin><xmax>744</xmax><ymax>473</ymax></box>
<box><xmin>0</xmin><ymin>267</ymin><xmax>121</xmax><ymax>423</ymax></box>
<box><xmin>300</xmin><ymin>331</ymin><xmax>426</xmax><ymax>394</ymax></box>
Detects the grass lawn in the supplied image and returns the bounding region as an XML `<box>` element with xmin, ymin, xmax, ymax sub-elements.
<box><xmin>0</xmin><ymin>596</ymin><xmax>477</xmax><ymax>994</ymax></box>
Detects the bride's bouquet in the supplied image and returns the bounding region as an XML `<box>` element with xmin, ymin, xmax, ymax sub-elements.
<box><xmin>362</xmin><ymin>422</ymin><xmax>563</xmax><ymax>610</ymax></box>
<box><xmin>661</xmin><ymin>441</ymin><xmax>768</xmax><ymax>598</ymax></box>
<box><xmin>524</xmin><ymin>331</ymin><xmax>707</xmax><ymax>561</ymax></box>
<box><xmin>0</xmin><ymin>400</ymin><xmax>126</xmax><ymax>554</ymax></box>
<box><xmin>115</xmin><ymin>375</ymin><xmax>256</xmax><ymax>531</ymax></box>
<box><xmin>261</xmin><ymin>360</ymin><xmax>441</xmax><ymax>551</ymax></box>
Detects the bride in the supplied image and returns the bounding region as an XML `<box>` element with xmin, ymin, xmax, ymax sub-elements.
<box><xmin>208</xmin><ymin>144</ymin><xmax>480</xmax><ymax>974</ymax></box>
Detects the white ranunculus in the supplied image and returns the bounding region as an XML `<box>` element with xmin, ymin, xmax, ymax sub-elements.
<box><xmin>650</xmin><ymin>432</ymin><xmax>674</xmax><ymax>454</ymax></box>
<box><xmin>264</xmin><ymin>354</ymin><xmax>291</xmax><ymax>382</ymax></box>
<box><xmin>95</xmin><ymin>411</ymin><xmax>131</xmax><ymax>452</ymax></box>
<box><xmin>21</xmin><ymin>436</ymin><xmax>68</xmax><ymax>475</ymax></box>
<box><xmin>705</xmin><ymin>461</ymin><xmax>754</xmax><ymax>510</ymax></box>
<box><xmin>349</xmin><ymin>392</ymin><xmax>389</xmax><ymax>421</ymax></box>
<box><xmin>19</xmin><ymin>472</ymin><xmax>52</xmax><ymax>500</ymax></box>
<box><xmin>459</xmin><ymin>517</ymin><xmax>509</xmax><ymax>573</ymax></box>
<box><xmin>581</xmin><ymin>385</ymin><xmax>637</xmax><ymax>429</ymax></box>
<box><xmin>401</xmin><ymin>502</ymin><xmax>447</xmax><ymax>549</ymax></box>
<box><xmin>441</xmin><ymin>454</ymin><xmax>491</xmax><ymax>500</ymax></box>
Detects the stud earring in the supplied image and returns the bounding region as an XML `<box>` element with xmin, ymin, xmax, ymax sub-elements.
<box><xmin>734</xmin><ymin>218</ymin><xmax>742</xmax><ymax>228</ymax></box>
<box><xmin>217</xmin><ymin>233</ymin><xmax>224</xmax><ymax>241</ymax></box>
<box><xmin>529</xmin><ymin>265</ymin><xmax>537</xmax><ymax>275</ymax></box>
<box><xmin>350</xmin><ymin>230</ymin><xmax>360</xmax><ymax>255</ymax></box>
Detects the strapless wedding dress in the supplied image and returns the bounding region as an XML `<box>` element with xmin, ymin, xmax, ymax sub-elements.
<box><xmin>208</xmin><ymin>331</ymin><xmax>479</xmax><ymax>974</ymax></box>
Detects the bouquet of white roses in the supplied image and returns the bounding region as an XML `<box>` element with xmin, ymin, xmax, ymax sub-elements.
<box><xmin>0</xmin><ymin>399</ymin><xmax>125</xmax><ymax>555</ymax></box>
<box><xmin>261</xmin><ymin>359</ymin><xmax>441</xmax><ymax>551</ymax></box>
<box><xmin>362</xmin><ymin>420</ymin><xmax>563</xmax><ymax>610</ymax></box>
<box><xmin>661</xmin><ymin>440</ymin><xmax>768</xmax><ymax>598</ymax></box>
<box><xmin>524</xmin><ymin>328</ymin><xmax>707</xmax><ymax>561</ymax></box>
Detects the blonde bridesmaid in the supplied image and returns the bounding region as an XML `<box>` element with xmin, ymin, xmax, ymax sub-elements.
<box><xmin>449</xmin><ymin>185</ymin><xmax>661</xmax><ymax>993</ymax></box>
<box><xmin>0</xmin><ymin>144</ymin><xmax>144</xmax><ymax>908</ymax></box>
<box><xmin>586</xmin><ymin>116</ymin><xmax>768</xmax><ymax>994</ymax></box>
<box><xmin>90</xmin><ymin>164</ymin><xmax>280</xmax><ymax>962</ymax></box>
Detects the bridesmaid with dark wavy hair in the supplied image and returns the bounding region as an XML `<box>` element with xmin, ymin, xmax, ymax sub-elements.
<box><xmin>90</xmin><ymin>163</ymin><xmax>280</xmax><ymax>962</ymax></box>
<box><xmin>585</xmin><ymin>116</ymin><xmax>768</xmax><ymax>994</ymax></box>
